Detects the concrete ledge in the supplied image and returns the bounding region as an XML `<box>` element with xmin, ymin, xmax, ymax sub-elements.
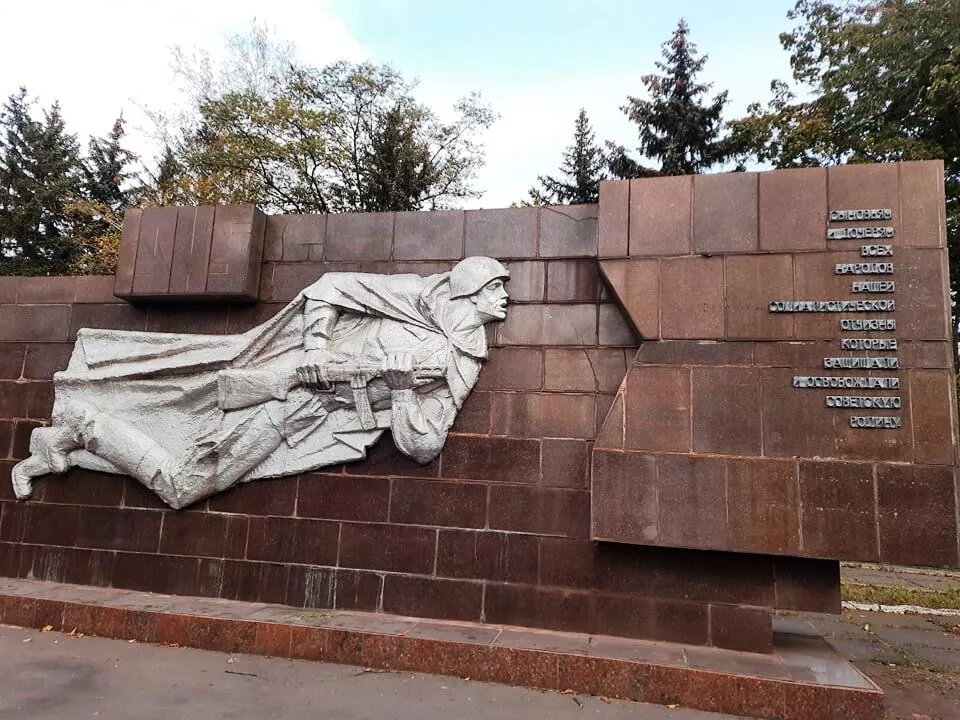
<box><xmin>0</xmin><ymin>577</ymin><xmax>882</xmax><ymax>720</ymax></box>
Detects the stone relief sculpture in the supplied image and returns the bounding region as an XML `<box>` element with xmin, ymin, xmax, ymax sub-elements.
<box><xmin>11</xmin><ymin>257</ymin><xmax>510</xmax><ymax>509</ymax></box>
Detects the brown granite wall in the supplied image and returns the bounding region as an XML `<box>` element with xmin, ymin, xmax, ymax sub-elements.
<box><xmin>593</xmin><ymin>161</ymin><xmax>960</xmax><ymax>569</ymax></box>
<box><xmin>0</xmin><ymin>203</ymin><xmax>839</xmax><ymax>654</ymax></box>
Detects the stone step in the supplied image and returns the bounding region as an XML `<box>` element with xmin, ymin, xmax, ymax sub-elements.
<box><xmin>0</xmin><ymin>576</ymin><xmax>882</xmax><ymax>720</ymax></box>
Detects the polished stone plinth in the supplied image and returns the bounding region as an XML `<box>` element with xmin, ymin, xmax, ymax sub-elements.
<box><xmin>0</xmin><ymin>577</ymin><xmax>882</xmax><ymax>720</ymax></box>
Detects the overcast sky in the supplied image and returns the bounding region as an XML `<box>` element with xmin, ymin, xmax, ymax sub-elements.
<box><xmin>0</xmin><ymin>0</ymin><xmax>798</xmax><ymax>208</ymax></box>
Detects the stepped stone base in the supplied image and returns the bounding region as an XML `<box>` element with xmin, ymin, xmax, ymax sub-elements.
<box><xmin>0</xmin><ymin>577</ymin><xmax>882</xmax><ymax>720</ymax></box>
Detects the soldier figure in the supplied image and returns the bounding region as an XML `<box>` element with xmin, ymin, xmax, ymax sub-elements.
<box><xmin>12</xmin><ymin>257</ymin><xmax>509</xmax><ymax>509</ymax></box>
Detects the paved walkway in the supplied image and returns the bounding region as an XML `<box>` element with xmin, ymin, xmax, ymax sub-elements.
<box><xmin>797</xmin><ymin>597</ymin><xmax>960</xmax><ymax>719</ymax></box>
<box><xmin>0</xmin><ymin>624</ymin><xmax>738</xmax><ymax>720</ymax></box>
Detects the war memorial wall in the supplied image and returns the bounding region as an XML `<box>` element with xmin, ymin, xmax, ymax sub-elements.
<box><xmin>0</xmin><ymin>161</ymin><xmax>956</xmax><ymax>668</ymax></box>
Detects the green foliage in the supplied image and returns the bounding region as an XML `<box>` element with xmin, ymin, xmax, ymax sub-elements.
<box><xmin>530</xmin><ymin>109</ymin><xmax>606</xmax><ymax>205</ymax></box>
<box><xmin>164</xmin><ymin>52</ymin><xmax>495</xmax><ymax>213</ymax></box>
<box><xmin>611</xmin><ymin>19</ymin><xmax>733</xmax><ymax>178</ymax></box>
<box><xmin>730</xmin><ymin>0</ymin><xmax>960</xmax><ymax>287</ymax></box>
<box><xmin>842</xmin><ymin>581</ymin><xmax>960</xmax><ymax>611</ymax></box>
<box><xmin>69</xmin><ymin>117</ymin><xmax>137</xmax><ymax>274</ymax></box>
<box><xmin>0</xmin><ymin>90</ymin><xmax>137</xmax><ymax>276</ymax></box>
<box><xmin>0</xmin><ymin>88</ymin><xmax>84</xmax><ymax>274</ymax></box>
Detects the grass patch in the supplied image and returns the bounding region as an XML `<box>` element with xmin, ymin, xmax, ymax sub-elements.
<box><xmin>842</xmin><ymin>582</ymin><xmax>960</xmax><ymax>610</ymax></box>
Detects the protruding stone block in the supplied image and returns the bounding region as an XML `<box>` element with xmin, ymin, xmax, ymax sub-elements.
<box><xmin>115</xmin><ymin>205</ymin><xmax>265</xmax><ymax>301</ymax></box>
<box><xmin>599</xmin><ymin>259</ymin><xmax>659</xmax><ymax>339</ymax></box>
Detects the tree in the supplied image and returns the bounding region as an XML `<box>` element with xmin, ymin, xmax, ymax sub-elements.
<box><xmin>363</xmin><ymin>101</ymin><xmax>437</xmax><ymax>212</ymax></box>
<box><xmin>68</xmin><ymin>117</ymin><xmax>137</xmax><ymax>274</ymax></box>
<box><xmin>611</xmin><ymin>19</ymin><xmax>732</xmax><ymax>178</ymax></box>
<box><xmin>729</xmin><ymin>0</ymin><xmax>960</xmax><ymax>288</ymax></box>
<box><xmin>156</xmin><ymin>24</ymin><xmax>495</xmax><ymax>214</ymax></box>
<box><xmin>530</xmin><ymin>109</ymin><xmax>606</xmax><ymax>204</ymax></box>
<box><xmin>165</xmin><ymin>60</ymin><xmax>494</xmax><ymax>214</ymax></box>
<box><xmin>82</xmin><ymin>117</ymin><xmax>135</xmax><ymax>214</ymax></box>
<box><xmin>0</xmin><ymin>88</ymin><xmax>83</xmax><ymax>275</ymax></box>
<box><xmin>139</xmin><ymin>145</ymin><xmax>189</xmax><ymax>207</ymax></box>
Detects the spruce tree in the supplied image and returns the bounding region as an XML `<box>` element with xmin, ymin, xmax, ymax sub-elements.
<box><xmin>83</xmin><ymin>117</ymin><xmax>134</xmax><ymax>214</ymax></box>
<box><xmin>0</xmin><ymin>88</ymin><xmax>82</xmax><ymax>274</ymax></box>
<box><xmin>362</xmin><ymin>103</ymin><xmax>436</xmax><ymax>212</ymax></box>
<box><xmin>67</xmin><ymin>117</ymin><xmax>137</xmax><ymax>274</ymax></box>
<box><xmin>140</xmin><ymin>145</ymin><xmax>188</xmax><ymax>207</ymax></box>
<box><xmin>530</xmin><ymin>109</ymin><xmax>606</xmax><ymax>204</ymax></box>
<box><xmin>615</xmin><ymin>20</ymin><xmax>731</xmax><ymax>177</ymax></box>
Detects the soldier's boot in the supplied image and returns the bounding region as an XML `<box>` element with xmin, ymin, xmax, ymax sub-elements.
<box><xmin>11</xmin><ymin>425</ymin><xmax>82</xmax><ymax>500</ymax></box>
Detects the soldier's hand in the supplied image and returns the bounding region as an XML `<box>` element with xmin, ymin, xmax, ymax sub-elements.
<box><xmin>296</xmin><ymin>363</ymin><xmax>331</xmax><ymax>390</ymax></box>
<box><xmin>382</xmin><ymin>352</ymin><xmax>416</xmax><ymax>390</ymax></box>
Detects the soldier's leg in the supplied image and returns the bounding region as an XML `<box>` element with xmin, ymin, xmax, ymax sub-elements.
<box><xmin>19</xmin><ymin>399</ymin><xmax>207</xmax><ymax>509</ymax></box>
<box><xmin>14</xmin><ymin>399</ymin><xmax>285</xmax><ymax>509</ymax></box>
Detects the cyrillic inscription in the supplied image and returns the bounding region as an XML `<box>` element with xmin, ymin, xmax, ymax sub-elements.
<box><xmin>840</xmin><ymin>319</ymin><xmax>896</xmax><ymax>331</ymax></box>
<box><xmin>840</xmin><ymin>338</ymin><xmax>897</xmax><ymax>350</ymax></box>
<box><xmin>830</xmin><ymin>209</ymin><xmax>892</xmax><ymax>221</ymax></box>
<box><xmin>769</xmin><ymin>300</ymin><xmax>894</xmax><ymax>312</ymax></box>
<box><xmin>774</xmin><ymin>208</ymin><xmax>902</xmax><ymax>430</ymax></box>
<box><xmin>793</xmin><ymin>376</ymin><xmax>900</xmax><ymax>389</ymax></box>
<box><xmin>826</xmin><ymin>396</ymin><xmax>901</xmax><ymax>409</ymax></box>
<box><xmin>849</xmin><ymin>416</ymin><xmax>902</xmax><ymax>429</ymax></box>
<box><xmin>852</xmin><ymin>281</ymin><xmax>894</xmax><ymax>293</ymax></box>
<box><xmin>860</xmin><ymin>244</ymin><xmax>893</xmax><ymax>257</ymax></box>
<box><xmin>823</xmin><ymin>357</ymin><xmax>899</xmax><ymax>370</ymax></box>
<box><xmin>827</xmin><ymin>227</ymin><xmax>895</xmax><ymax>240</ymax></box>
<box><xmin>835</xmin><ymin>262</ymin><xmax>894</xmax><ymax>275</ymax></box>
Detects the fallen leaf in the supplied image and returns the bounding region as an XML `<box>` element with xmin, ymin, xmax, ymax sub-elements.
<box><xmin>22</xmin><ymin>638</ymin><xmax>31</xmax><ymax>643</ymax></box>
<box><xmin>667</xmin><ymin>704</ymin><xmax>678</xmax><ymax>709</ymax></box>
<box><xmin>599</xmin><ymin>696</ymin><xmax>611</xmax><ymax>704</ymax></box>
<box><xmin>128</xmin><ymin>639</ymin><xmax>136</xmax><ymax>644</ymax></box>
<box><xmin>41</xmin><ymin>625</ymin><xmax>53</xmax><ymax>632</ymax></box>
<box><xmin>561</xmin><ymin>689</ymin><xmax>576</xmax><ymax>695</ymax></box>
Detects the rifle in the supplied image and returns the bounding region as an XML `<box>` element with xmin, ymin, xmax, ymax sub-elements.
<box><xmin>217</xmin><ymin>360</ymin><xmax>446</xmax><ymax>430</ymax></box>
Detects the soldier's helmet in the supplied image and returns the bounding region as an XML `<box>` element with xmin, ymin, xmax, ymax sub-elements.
<box><xmin>449</xmin><ymin>257</ymin><xmax>510</xmax><ymax>299</ymax></box>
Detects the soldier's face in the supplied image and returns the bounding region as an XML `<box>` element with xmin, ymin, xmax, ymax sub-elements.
<box><xmin>473</xmin><ymin>278</ymin><xmax>509</xmax><ymax>321</ymax></box>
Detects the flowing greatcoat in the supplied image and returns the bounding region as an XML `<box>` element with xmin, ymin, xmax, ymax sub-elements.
<box><xmin>53</xmin><ymin>271</ymin><xmax>487</xmax><ymax>482</ymax></box>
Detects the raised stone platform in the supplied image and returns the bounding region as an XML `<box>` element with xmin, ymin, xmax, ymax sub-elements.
<box><xmin>0</xmin><ymin>577</ymin><xmax>882</xmax><ymax>720</ymax></box>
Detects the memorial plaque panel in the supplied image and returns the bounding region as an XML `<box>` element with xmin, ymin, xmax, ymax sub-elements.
<box><xmin>593</xmin><ymin>161</ymin><xmax>959</xmax><ymax>569</ymax></box>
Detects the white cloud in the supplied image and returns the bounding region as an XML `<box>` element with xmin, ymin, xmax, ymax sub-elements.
<box><xmin>0</xmin><ymin>2</ymin><xmax>794</xmax><ymax>211</ymax></box>
<box><xmin>0</xmin><ymin>1</ymin><xmax>366</xmax><ymax>167</ymax></box>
